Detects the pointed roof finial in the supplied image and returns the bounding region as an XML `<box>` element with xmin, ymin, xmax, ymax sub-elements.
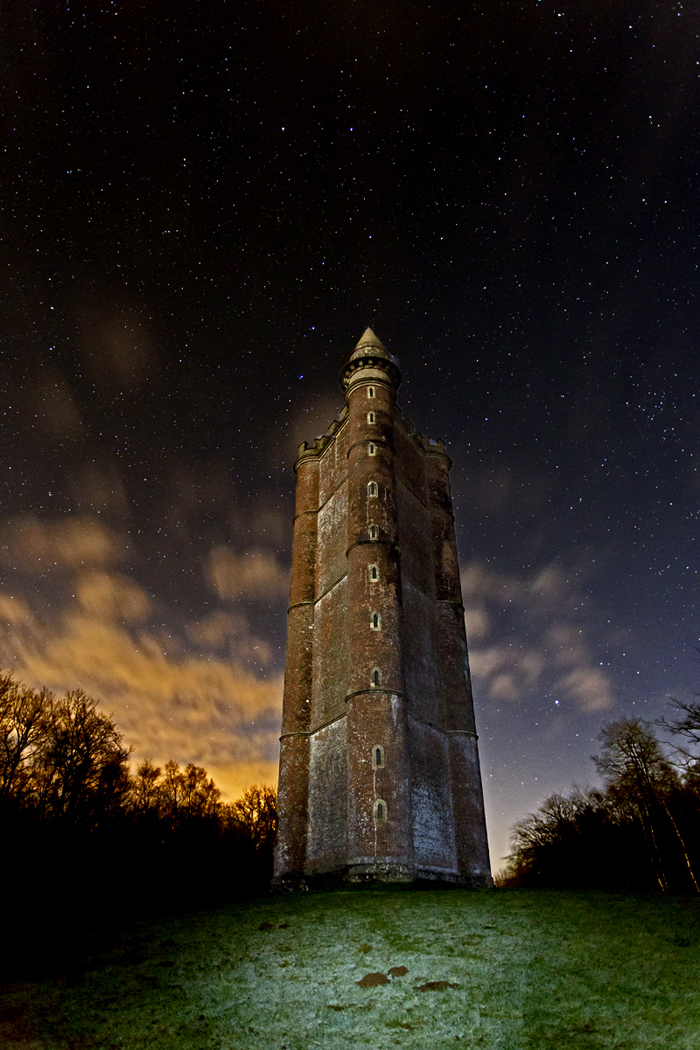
<box><xmin>355</xmin><ymin>327</ymin><xmax>386</xmax><ymax>351</ymax></box>
<box><xmin>339</xmin><ymin>327</ymin><xmax>401</xmax><ymax>392</ymax></box>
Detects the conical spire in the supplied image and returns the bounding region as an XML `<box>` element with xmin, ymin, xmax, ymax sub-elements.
<box><xmin>354</xmin><ymin>327</ymin><xmax>386</xmax><ymax>351</ymax></box>
<box><xmin>339</xmin><ymin>327</ymin><xmax>401</xmax><ymax>392</ymax></box>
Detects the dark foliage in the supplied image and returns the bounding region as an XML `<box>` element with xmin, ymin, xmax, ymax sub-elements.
<box><xmin>0</xmin><ymin>672</ymin><xmax>277</xmax><ymax>936</ymax></box>
<box><xmin>499</xmin><ymin>716</ymin><xmax>700</xmax><ymax>892</ymax></box>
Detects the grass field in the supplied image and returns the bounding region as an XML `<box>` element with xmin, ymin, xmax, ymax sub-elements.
<box><xmin>2</xmin><ymin>888</ymin><xmax>700</xmax><ymax>1050</ymax></box>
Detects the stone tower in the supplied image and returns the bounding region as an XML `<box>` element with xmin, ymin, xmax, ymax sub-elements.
<box><xmin>273</xmin><ymin>329</ymin><xmax>491</xmax><ymax>888</ymax></box>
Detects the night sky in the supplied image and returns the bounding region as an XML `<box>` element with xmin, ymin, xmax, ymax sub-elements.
<box><xmin>2</xmin><ymin>1</ymin><xmax>699</xmax><ymax>870</ymax></box>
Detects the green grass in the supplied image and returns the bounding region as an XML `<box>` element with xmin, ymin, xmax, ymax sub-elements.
<box><xmin>3</xmin><ymin>889</ymin><xmax>700</xmax><ymax>1049</ymax></box>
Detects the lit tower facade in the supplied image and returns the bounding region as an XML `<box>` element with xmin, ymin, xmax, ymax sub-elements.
<box><xmin>274</xmin><ymin>329</ymin><xmax>491</xmax><ymax>887</ymax></box>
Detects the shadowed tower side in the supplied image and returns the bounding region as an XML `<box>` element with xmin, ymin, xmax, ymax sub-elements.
<box><xmin>274</xmin><ymin>329</ymin><xmax>491</xmax><ymax>888</ymax></box>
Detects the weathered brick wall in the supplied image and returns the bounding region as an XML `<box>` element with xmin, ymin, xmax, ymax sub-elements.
<box><xmin>306</xmin><ymin>718</ymin><xmax>348</xmax><ymax>872</ymax></box>
<box><xmin>394</xmin><ymin>417</ymin><xmax>428</xmax><ymax>503</ymax></box>
<box><xmin>409</xmin><ymin>718</ymin><xmax>458</xmax><ymax>873</ymax></box>
<box><xmin>346</xmin><ymin>691</ymin><xmax>413</xmax><ymax>874</ymax></box>
<box><xmin>449</xmin><ymin>733</ymin><xmax>492</xmax><ymax>882</ymax></box>
<box><xmin>395</xmin><ymin>479</ymin><xmax>433</xmax><ymax>595</ymax></box>
<box><xmin>316</xmin><ymin>481</ymin><xmax>348</xmax><ymax>597</ymax></box>
<box><xmin>274</xmin><ymin>453</ymin><xmax>319</xmax><ymax>881</ymax></box>
<box><xmin>400</xmin><ymin>579</ymin><xmax>443</xmax><ymax>725</ymax></box>
<box><xmin>311</xmin><ymin>580</ymin><xmax>348</xmax><ymax>727</ymax></box>
<box><xmin>305</xmin><ymin>416</ymin><xmax>351</xmax><ymax>874</ymax></box>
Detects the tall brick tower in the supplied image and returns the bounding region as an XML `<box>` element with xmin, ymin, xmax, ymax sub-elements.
<box><xmin>273</xmin><ymin>329</ymin><xmax>491</xmax><ymax>888</ymax></box>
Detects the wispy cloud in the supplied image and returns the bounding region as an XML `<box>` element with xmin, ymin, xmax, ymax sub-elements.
<box><xmin>0</xmin><ymin>516</ymin><xmax>128</xmax><ymax>573</ymax></box>
<box><xmin>76</xmin><ymin>570</ymin><xmax>151</xmax><ymax>623</ymax></box>
<box><xmin>207</xmin><ymin>545</ymin><xmax>289</xmax><ymax>600</ymax></box>
<box><xmin>462</xmin><ymin>559</ymin><xmax>613</xmax><ymax>712</ymax></box>
<box><xmin>31</xmin><ymin>371</ymin><xmax>84</xmax><ymax>439</ymax></box>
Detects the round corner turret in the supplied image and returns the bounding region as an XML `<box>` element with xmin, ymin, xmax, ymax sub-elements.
<box><xmin>340</xmin><ymin>328</ymin><xmax>401</xmax><ymax>394</ymax></box>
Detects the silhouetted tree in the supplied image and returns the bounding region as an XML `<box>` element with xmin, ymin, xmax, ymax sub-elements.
<box><xmin>129</xmin><ymin>758</ymin><xmax>163</xmax><ymax>814</ymax></box>
<box><xmin>655</xmin><ymin>695</ymin><xmax>700</xmax><ymax>786</ymax></box>
<box><xmin>0</xmin><ymin>673</ymin><xmax>50</xmax><ymax>809</ymax></box>
<box><xmin>31</xmin><ymin>689</ymin><xmax>132</xmax><ymax>826</ymax></box>
<box><xmin>158</xmin><ymin>760</ymin><xmax>221</xmax><ymax>824</ymax></box>
<box><xmin>224</xmin><ymin>784</ymin><xmax>277</xmax><ymax>853</ymax></box>
<box><xmin>502</xmin><ymin>715</ymin><xmax>700</xmax><ymax>892</ymax></box>
<box><xmin>594</xmin><ymin>717</ymin><xmax>699</xmax><ymax>892</ymax></box>
<box><xmin>221</xmin><ymin>784</ymin><xmax>278</xmax><ymax>888</ymax></box>
<box><xmin>501</xmin><ymin>787</ymin><xmax>631</xmax><ymax>889</ymax></box>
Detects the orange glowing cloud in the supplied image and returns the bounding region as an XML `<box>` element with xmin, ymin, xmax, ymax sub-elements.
<box><xmin>207</xmin><ymin>545</ymin><xmax>289</xmax><ymax>600</ymax></box>
<box><xmin>1</xmin><ymin>516</ymin><xmax>127</xmax><ymax>574</ymax></box>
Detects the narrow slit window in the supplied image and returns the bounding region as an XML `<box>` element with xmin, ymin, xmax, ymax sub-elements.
<box><xmin>374</xmin><ymin>798</ymin><xmax>387</xmax><ymax>822</ymax></box>
<box><xmin>367</xmin><ymin>411</ymin><xmax>375</xmax><ymax>424</ymax></box>
<box><xmin>372</xmin><ymin>745</ymin><xmax>385</xmax><ymax>769</ymax></box>
<box><xmin>368</xmin><ymin>386</ymin><xmax>375</xmax><ymax>398</ymax></box>
<box><xmin>369</xmin><ymin>564</ymin><xmax>379</xmax><ymax>582</ymax></box>
<box><xmin>367</xmin><ymin>481</ymin><xmax>378</xmax><ymax>497</ymax></box>
<box><xmin>371</xmin><ymin>667</ymin><xmax>381</xmax><ymax>688</ymax></box>
<box><xmin>370</xmin><ymin>612</ymin><xmax>381</xmax><ymax>630</ymax></box>
<box><xmin>368</xmin><ymin>442</ymin><xmax>377</xmax><ymax>456</ymax></box>
<box><xmin>369</xmin><ymin>524</ymin><xmax>379</xmax><ymax>541</ymax></box>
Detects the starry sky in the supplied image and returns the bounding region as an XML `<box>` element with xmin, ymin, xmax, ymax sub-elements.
<box><xmin>2</xmin><ymin>1</ymin><xmax>698</xmax><ymax>870</ymax></box>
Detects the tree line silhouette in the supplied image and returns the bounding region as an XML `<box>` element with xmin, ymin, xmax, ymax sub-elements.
<box><xmin>499</xmin><ymin>704</ymin><xmax>700</xmax><ymax>892</ymax></box>
<box><xmin>0</xmin><ymin>671</ymin><xmax>277</xmax><ymax>930</ymax></box>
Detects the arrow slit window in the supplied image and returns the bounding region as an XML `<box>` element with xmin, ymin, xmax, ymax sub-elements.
<box><xmin>374</xmin><ymin>798</ymin><xmax>388</xmax><ymax>822</ymax></box>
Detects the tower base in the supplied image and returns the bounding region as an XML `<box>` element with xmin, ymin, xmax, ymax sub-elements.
<box><xmin>272</xmin><ymin>865</ymin><xmax>493</xmax><ymax>893</ymax></box>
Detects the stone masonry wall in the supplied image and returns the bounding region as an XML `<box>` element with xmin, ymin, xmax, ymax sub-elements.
<box><xmin>306</xmin><ymin>717</ymin><xmax>348</xmax><ymax>873</ymax></box>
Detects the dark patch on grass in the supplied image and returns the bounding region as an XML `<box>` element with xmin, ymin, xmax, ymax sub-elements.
<box><xmin>388</xmin><ymin>965</ymin><xmax>409</xmax><ymax>976</ymax></box>
<box><xmin>414</xmin><ymin>980</ymin><xmax>460</xmax><ymax>991</ymax></box>
<box><xmin>357</xmin><ymin>972</ymin><xmax>389</xmax><ymax>987</ymax></box>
